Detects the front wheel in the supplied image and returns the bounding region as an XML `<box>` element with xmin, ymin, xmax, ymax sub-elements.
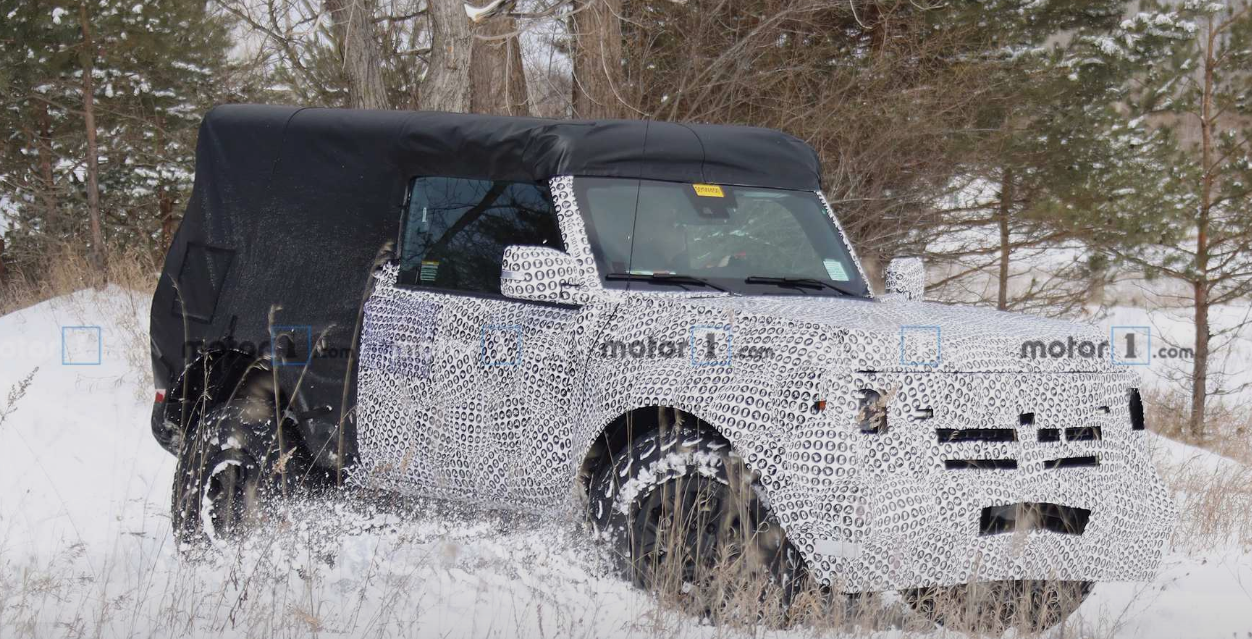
<box><xmin>587</xmin><ymin>413</ymin><xmax>806</xmax><ymax>622</ymax></box>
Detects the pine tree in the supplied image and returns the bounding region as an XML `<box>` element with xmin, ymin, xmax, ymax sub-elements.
<box><xmin>1089</xmin><ymin>0</ymin><xmax>1252</xmax><ymax>438</ymax></box>
<box><xmin>925</xmin><ymin>0</ymin><xmax>1188</xmax><ymax>315</ymax></box>
<box><xmin>0</xmin><ymin>0</ymin><xmax>239</xmax><ymax>281</ymax></box>
<box><xmin>86</xmin><ymin>0</ymin><xmax>237</xmax><ymax>252</ymax></box>
<box><xmin>0</xmin><ymin>0</ymin><xmax>89</xmax><ymax>275</ymax></box>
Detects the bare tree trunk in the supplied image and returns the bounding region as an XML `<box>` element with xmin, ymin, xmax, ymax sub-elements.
<box><xmin>1190</xmin><ymin>18</ymin><xmax>1219</xmax><ymax>440</ymax></box>
<box><xmin>160</xmin><ymin>193</ymin><xmax>176</xmax><ymax>249</ymax></box>
<box><xmin>0</xmin><ymin>237</ymin><xmax>6</xmax><ymax>283</ymax></box>
<box><xmin>470</xmin><ymin>18</ymin><xmax>530</xmax><ymax>115</ymax></box>
<box><xmin>152</xmin><ymin>115</ymin><xmax>176</xmax><ymax>249</ymax></box>
<box><xmin>36</xmin><ymin>101</ymin><xmax>59</xmax><ymax>238</ymax></box>
<box><xmin>325</xmin><ymin>0</ymin><xmax>390</xmax><ymax>110</ymax></box>
<box><xmin>860</xmin><ymin>252</ymin><xmax>883</xmax><ymax>293</ymax></box>
<box><xmin>422</xmin><ymin>0</ymin><xmax>474</xmax><ymax>112</ymax></box>
<box><xmin>79</xmin><ymin>1</ymin><xmax>107</xmax><ymax>283</ymax></box>
<box><xmin>997</xmin><ymin>168</ymin><xmax>1013</xmax><ymax>311</ymax></box>
<box><xmin>571</xmin><ymin>0</ymin><xmax>624</xmax><ymax>119</ymax></box>
<box><xmin>1191</xmin><ymin>281</ymin><xmax>1210</xmax><ymax>438</ymax></box>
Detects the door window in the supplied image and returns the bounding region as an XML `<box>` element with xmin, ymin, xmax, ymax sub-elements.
<box><xmin>399</xmin><ymin>177</ymin><xmax>564</xmax><ymax>293</ymax></box>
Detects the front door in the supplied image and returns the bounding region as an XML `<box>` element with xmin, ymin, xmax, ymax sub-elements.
<box><xmin>355</xmin><ymin>176</ymin><xmax>583</xmax><ymax>505</ymax></box>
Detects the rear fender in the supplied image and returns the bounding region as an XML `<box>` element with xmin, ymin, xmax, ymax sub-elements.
<box><xmin>156</xmin><ymin>347</ymin><xmax>272</xmax><ymax>453</ymax></box>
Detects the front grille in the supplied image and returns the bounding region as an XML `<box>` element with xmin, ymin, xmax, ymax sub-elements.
<box><xmin>1064</xmin><ymin>426</ymin><xmax>1102</xmax><ymax>441</ymax></box>
<box><xmin>850</xmin><ymin>371</ymin><xmax>1120</xmax><ymax>482</ymax></box>
<box><xmin>1043</xmin><ymin>455</ymin><xmax>1100</xmax><ymax>469</ymax></box>
<box><xmin>980</xmin><ymin>503</ymin><xmax>1091</xmax><ymax>536</ymax></box>
<box><xmin>946</xmin><ymin>459</ymin><xmax>1018</xmax><ymax>470</ymax></box>
<box><xmin>936</xmin><ymin>428</ymin><xmax>1017</xmax><ymax>443</ymax></box>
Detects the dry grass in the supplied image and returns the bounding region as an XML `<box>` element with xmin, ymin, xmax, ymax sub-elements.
<box><xmin>1</xmin><ymin>245</ymin><xmax>158</xmax><ymax>391</ymax></box>
<box><xmin>1143</xmin><ymin>387</ymin><xmax>1252</xmax><ymax>464</ymax></box>
<box><xmin>1</xmin><ymin>244</ymin><xmax>159</xmax><ymax>316</ymax></box>
<box><xmin>0</xmin><ymin>368</ymin><xmax>38</xmax><ymax>430</ymax></box>
<box><xmin>1144</xmin><ymin>388</ymin><xmax>1252</xmax><ymax>550</ymax></box>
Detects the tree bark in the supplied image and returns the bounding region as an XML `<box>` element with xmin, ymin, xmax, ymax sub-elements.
<box><xmin>79</xmin><ymin>1</ymin><xmax>107</xmax><ymax>283</ymax></box>
<box><xmin>153</xmin><ymin>114</ymin><xmax>176</xmax><ymax>249</ymax></box>
<box><xmin>1190</xmin><ymin>17</ymin><xmax>1218</xmax><ymax>439</ymax></box>
<box><xmin>571</xmin><ymin>0</ymin><xmax>624</xmax><ymax>119</ymax></box>
<box><xmin>422</xmin><ymin>0</ymin><xmax>474</xmax><ymax>112</ymax></box>
<box><xmin>160</xmin><ymin>193</ymin><xmax>176</xmax><ymax>249</ymax></box>
<box><xmin>36</xmin><ymin>101</ymin><xmax>59</xmax><ymax>238</ymax></box>
<box><xmin>325</xmin><ymin>0</ymin><xmax>390</xmax><ymax>110</ymax></box>
<box><xmin>997</xmin><ymin>168</ymin><xmax>1013</xmax><ymax>311</ymax></box>
<box><xmin>470</xmin><ymin>18</ymin><xmax>530</xmax><ymax>115</ymax></box>
<box><xmin>1191</xmin><ymin>281</ymin><xmax>1210</xmax><ymax>439</ymax></box>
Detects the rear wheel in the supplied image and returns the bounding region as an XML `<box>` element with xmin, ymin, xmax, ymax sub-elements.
<box><xmin>171</xmin><ymin>395</ymin><xmax>300</xmax><ymax>548</ymax></box>
<box><xmin>903</xmin><ymin>580</ymin><xmax>1093</xmax><ymax>633</ymax></box>
<box><xmin>588</xmin><ymin>414</ymin><xmax>805</xmax><ymax>622</ymax></box>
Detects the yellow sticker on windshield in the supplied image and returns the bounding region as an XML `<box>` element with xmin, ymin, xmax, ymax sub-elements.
<box><xmin>692</xmin><ymin>184</ymin><xmax>724</xmax><ymax>198</ymax></box>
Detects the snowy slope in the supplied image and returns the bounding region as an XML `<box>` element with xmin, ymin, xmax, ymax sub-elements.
<box><xmin>0</xmin><ymin>290</ymin><xmax>660</xmax><ymax>638</ymax></box>
<box><xmin>1</xmin><ymin>289</ymin><xmax>1250</xmax><ymax>638</ymax></box>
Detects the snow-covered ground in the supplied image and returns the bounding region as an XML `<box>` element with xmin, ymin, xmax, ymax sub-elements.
<box><xmin>1</xmin><ymin>289</ymin><xmax>1251</xmax><ymax>638</ymax></box>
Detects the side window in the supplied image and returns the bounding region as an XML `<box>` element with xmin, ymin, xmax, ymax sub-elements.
<box><xmin>398</xmin><ymin>177</ymin><xmax>564</xmax><ymax>294</ymax></box>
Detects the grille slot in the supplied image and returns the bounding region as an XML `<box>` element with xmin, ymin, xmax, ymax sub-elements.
<box><xmin>1130</xmin><ymin>388</ymin><xmax>1145</xmax><ymax>430</ymax></box>
<box><xmin>980</xmin><ymin>503</ymin><xmax>1091</xmax><ymax>535</ymax></box>
<box><xmin>1064</xmin><ymin>426</ymin><xmax>1102</xmax><ymax>441</ymax></box>
<box><xmin>936</xmin><ymin>428</ymin><xmax>1017</xmax><ymax>443</ymax></box>
<box><xmin>946</xmin><ymin>459</ymin><xmax>1018</xmax><ymax>470</ymax></box>
<box><xmin>1043</xmin><ymin>455</ymin><xmax>1099</xmax><ymax>469</ymax></box>
<box><xmin>1037</xmin><ymin>428</ymin><xmax>1061</xmax><ymax>442</ymax></box>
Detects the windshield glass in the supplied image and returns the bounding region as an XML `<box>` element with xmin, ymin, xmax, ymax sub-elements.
<box><xmin>573</xmin><ymin>177</ymin><xmax>870</xmax><ymax>297</ymax></box>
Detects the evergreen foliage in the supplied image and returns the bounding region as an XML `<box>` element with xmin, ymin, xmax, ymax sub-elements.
<box><xmin>0</xmin><ymin>0</ymin><xmax>239</xmax><ymax>277</ymax></box>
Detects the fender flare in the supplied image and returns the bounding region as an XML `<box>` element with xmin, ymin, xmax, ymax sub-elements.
<box><xmin>161</xmin><ymin>347</ymin><xmax>273</xmax><ymax>451</ymax></box>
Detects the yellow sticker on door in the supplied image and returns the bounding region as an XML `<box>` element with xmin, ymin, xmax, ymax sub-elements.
<box><xmin>692</xmin><ymin>184</ymin><xmax>725</xmax><ymax>198</ymax></box>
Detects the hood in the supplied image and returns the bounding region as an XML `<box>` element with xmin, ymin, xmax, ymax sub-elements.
<box><xmin>683</xmin><ymin>294</ymin><xmax>1121</xmax><ymax>374</ymax></box>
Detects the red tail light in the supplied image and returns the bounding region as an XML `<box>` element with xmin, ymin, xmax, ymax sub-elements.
<box><xmin>155</xmin><ymin>389</ymin><xmax>167</xmax><ymax>404</ymax></box>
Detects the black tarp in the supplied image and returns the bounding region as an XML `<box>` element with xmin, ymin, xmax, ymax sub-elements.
<box><xmin>150</xmin><ymin>104</ymin><xmax>823</xmax><ymax>463</ymax></box>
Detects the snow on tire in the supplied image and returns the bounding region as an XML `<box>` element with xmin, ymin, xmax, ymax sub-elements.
<box><xmin>587</xmin><ymin>411</ymin><xmax>806</xmax><ymax>621</ymax></box>
<box><xmin>170</xmin><ymin>398</ymin><xmax>295</xmax><ymax>549</ymax></box>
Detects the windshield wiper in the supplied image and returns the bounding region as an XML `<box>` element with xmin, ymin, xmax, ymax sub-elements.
<box><xmin>606</xmin><ymin>272</ymin><xmax>732</xmax><ymax>294</ymax></box>
<box><xmin>744</xmin><ymin>275</ymin><xmax>859</xmax><ymax>297</ymax></box>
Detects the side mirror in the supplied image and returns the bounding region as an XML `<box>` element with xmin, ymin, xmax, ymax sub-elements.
<box><xmin>884</xmin><ymin>257</ymin><xmax>925</xmax><ymax>301</ymax></box>
<box><xmin>500</xmin><ymin>245</ymin><xmax>587</xmax><ymax>304</ymax></box>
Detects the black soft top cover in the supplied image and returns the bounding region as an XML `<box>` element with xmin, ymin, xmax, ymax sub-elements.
<box><xmin>149</xmin><ymin>104</ymin><xmax>822</xmax><ymax>458</ymax></box>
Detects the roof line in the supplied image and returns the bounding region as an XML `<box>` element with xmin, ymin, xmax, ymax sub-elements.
<box><xmin>675</xmin><ymin>122</ymin><xmax>708</xmax><ymax>183</ymax></box>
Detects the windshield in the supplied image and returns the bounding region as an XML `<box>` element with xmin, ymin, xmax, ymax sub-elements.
<box><xmin>573</xmin><ymin>177</ymin><xmax>870</xmax><ymax>297</ymax></box>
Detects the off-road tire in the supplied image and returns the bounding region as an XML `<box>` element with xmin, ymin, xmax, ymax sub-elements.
<box><xmin>170</xmin><ymin>395</ymin><xmax>300</xmax><ymax>548</ymax></box>
<box><xmin>588</xmin><ymin>414</ymin><xmax>806</xmax><ymax>621</ymax></box>
<box><xmin>903</xmin><ymin>580</ymin><xmax>1093</xmax><ymax>633</ymax></box>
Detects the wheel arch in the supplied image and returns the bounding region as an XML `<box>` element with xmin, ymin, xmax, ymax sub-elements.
<box><xmin>575</xmin><ymin>404</ymin><xmax>736</xmax><ymax>497</ymax></box>
<box><xmin>162</xmin><ymin>347</ymin><xmax>290</xmax><ymax>451</ymax></box>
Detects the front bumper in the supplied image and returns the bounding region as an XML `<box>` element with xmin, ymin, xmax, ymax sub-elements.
<box><xmin>768</xmin><ymin>370</ymin><xmax>1175</xmax><ymax>592</ymax></box>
